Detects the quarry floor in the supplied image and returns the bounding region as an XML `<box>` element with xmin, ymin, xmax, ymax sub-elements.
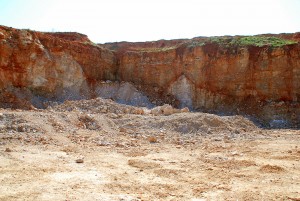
<box><xmin>0</xmin><ymin>99</ymin><xmax>299</xmax><ymax>201</ymax></box>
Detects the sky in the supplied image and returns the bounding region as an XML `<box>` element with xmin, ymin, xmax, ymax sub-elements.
<box><xmin>0</xmin><ymin>0</ymin><xmax>299</xmax><ymax>43</ymax></box>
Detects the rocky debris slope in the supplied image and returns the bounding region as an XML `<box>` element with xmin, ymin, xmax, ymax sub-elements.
<box><xmin>94</xmin><ymin>81</ymin><xmax>154</xmax><ymax>108</ymax></box>
<box><xmin>50</xmin><ymin>97</ymin><xmax>188</xmax><ymax>116</ymax></box>
<box><xmin>50</xmin><ymin>97</ymin><xmax>147</xmax><ymax>115</ymax></box>
<box><xmin>51</xmin><ymin>97</ymin><xmax>257</xmax><ymax>135</ymax></box>
<box><xmin>0</xmin><ymin>97</ymin><xmax>259</xmax><ymax>147</ymax></box>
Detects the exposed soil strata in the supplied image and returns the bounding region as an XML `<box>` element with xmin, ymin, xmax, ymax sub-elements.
<box><xmin>0</xmin><ymin>25</ymin><xmax>299</xmax><ymax>127</ymax></box>
<box><xmin>0</xmin><ymin>25</ymin><xmax>116</xmax><ymax>108</ymax></box>
<box><xmin>103</xmin><ymin>34</ymin><xmax>300</xmax><ymax>128</ymax></box>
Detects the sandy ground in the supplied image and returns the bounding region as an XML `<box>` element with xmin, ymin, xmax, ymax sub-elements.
<box><xmin>0</xmin><ymin>98</ymin><xmax>299</xmax><ymax>201</ymax></box>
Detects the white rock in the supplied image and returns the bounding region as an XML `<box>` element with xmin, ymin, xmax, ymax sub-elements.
<box><xmin>161</xmin><ymin>104</ymin><xmax>174</xmax><ymax>115</ymax></box>
<box><xmin>181</xmin><ymin>107</ymin><xmax>190</xmax><ymax>113</ymax></box>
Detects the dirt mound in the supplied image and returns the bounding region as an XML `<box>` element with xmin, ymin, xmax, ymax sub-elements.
<box><xmin>0</xmin><ymin>96</ymin><xmax>261</xmax><ymax>148</ymax></box>
<box><xmin>121</xmin><ymin>113</ymin><xmax>258</xmax><ymax>136</ymax></box>
<box><xmin>50</xmin><ymin>97</ymin><xmax>257</xmax><ymax>135</ymax></box>
<box><xmin>164</xmin><ymin>113</ymin><xmax>257</xmax><ymax>134</ymax></box>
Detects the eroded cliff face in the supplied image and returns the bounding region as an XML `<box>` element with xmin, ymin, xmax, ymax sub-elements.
<box><xmin>0</xmin><ymin>25</ymin><xmax>299</xmax><ymax>127</ymax></box>
<box><xmin>104</xmin><ymin>35</ymin><xmax>300</xmax><ymax>127</ymax></box>
<box><xmin>0</xmin><ymin>25</ymin><xmax>116</xmax><ymax>108</ymax></box>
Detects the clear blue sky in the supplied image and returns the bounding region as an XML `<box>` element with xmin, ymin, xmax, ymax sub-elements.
<box><xmin>0</xmin><ymin>0</ymin><xmax>299</xmax><ymax>43</ymax></box>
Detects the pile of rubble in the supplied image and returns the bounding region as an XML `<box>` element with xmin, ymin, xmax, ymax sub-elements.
<box><xmin>50</xmin><ymin>97</ymin><xmax>190</xmax><ymax>116</ymax></box>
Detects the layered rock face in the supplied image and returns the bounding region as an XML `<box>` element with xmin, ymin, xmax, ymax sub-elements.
<box><xmin>0</xmin><ymin>25</ymin><xmax>116</xmax><ymax>108</ymax></box>
<box><xmin>104</xmin><ymin>35</ymin><xmax>300</xmax><ymax>127</ymax></box>
<box><xmin>0</xmin><ymin>25</ymin><xmax>299</xmax><ymax>127</ymax></box>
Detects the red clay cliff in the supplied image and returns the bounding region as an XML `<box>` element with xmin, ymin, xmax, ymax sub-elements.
<box><xmin>0</xmin><ymin>25</ymin><xmax>116</xmax><ymax>108</ymax></box>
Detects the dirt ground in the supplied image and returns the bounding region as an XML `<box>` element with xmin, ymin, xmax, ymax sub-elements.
<box><xmin>0</xmin><ymin>98</ymin><xmax>299</xmax><ymax>201</ymax></box>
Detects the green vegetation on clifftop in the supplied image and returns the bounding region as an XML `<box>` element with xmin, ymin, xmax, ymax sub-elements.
<box><xmin>238</xmin><ymin>36</ymin><xmax>297</xmax><ymax>47</ymax></box>
<box><xmin>190</xmin><ymin>36</ymin><xmax>297</xmax><ymax>48</ymax></box>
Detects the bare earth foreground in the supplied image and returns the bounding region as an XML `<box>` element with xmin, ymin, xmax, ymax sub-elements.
<box><xmin>0</xmin><ymin>98</ymin><xmax>299</xmax><ymax>201</ymax></box>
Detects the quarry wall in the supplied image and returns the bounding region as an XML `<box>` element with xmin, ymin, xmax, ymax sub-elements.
<box><xmin>0</xmin><ymin>25</ymin><xmax>299</xmax><ymax>127</ymax></box>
